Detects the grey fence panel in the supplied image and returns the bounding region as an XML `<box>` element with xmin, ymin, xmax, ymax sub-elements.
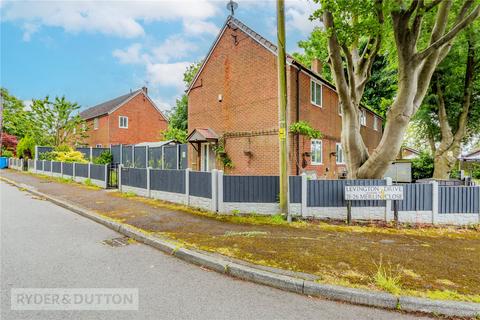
<box><xmin>308</xmin><ymin>179</ymin><xmax>386</xmax><ymax>207</ymax></box>
<box><xmin>63</xmin><ymin>163</ymin><xmax>73</xmax><ymax>176</ymax></box>
<box><xmin>396</xmin><ymin>183</ymin><xmax>432</xmax><ymax>211</ymax></box>
<box><xmin>150</xmin><ymin>169</ymin><xmax>186</xmax><ymax>194</ymax></box>
<box><xmin>43</xmin><ymin>161</ymin><xmax>51</xmax><ymax>172</ymax></box>
<box><xmin>122</xmin><ymin>145</ymin><xmax>133</xmax><ymax>167</ymax></box>
<box><xmin>164</xmin><ymin>145</ymin><xmax>178</xmax><ymax>169</ymax></box>
<box><xmin>289</xmin><ymin>176</ymin><xmax>301</xmax><ymax>204</ymax></box>
<box><xmin>76</xmin><ymin>147</ymin><xmax>91</xmax><ymax>160</ymax></box>
<box><xmin>27</xmin><ymin>159</ymin><xmax>34</xmax><ymax>169</ymax></box>
<box><xmin>179</xmin><ymin>144</ymin><xmax>188</xmax><ymax>169</ymax></box>
<box><xmin>37</xmin><ymin>146</ymin><xmax>53</xmax><ymax>158</ymax></box>
<box><xmin>90</xmin><ymin>164</ymin><xmax>106</xmax><ymax>181</ymax></box>
<box><xmin>92</xmin><ymin>148</ymin><xmax>110</xmax><ymax>159</ymax></box>
<box><xmin>35</xmin><ymin>160</ymin><xmax>43</xmax><ymax>171</ymax></box>
<box><xmin>134</xmin><ymin>146</ymin><xmax>147</xmax><ymax>168</ymax></box>
<box><xmin>223</xmin><ymin>175</ymin><xmax>279</xmax><ymax>203</ymax></box>
<box><xmin>52</xmin><ymin>161</ymin><xmax>62</xmax><ymax>173</ymax></box>
<box><xmin>148</xmin><ymin>147</ymin><xmax>163</xmax><ymax>168</ymax></box>
<box><xmin>111</xmin><ymin>145</ymin><xmax>121</xmax><ymax>164</ymax></box>
<box><xmin>439</xmin><ymin>186</ymin><xmax>480</xmax><ymax>214</ymax></box>
<box><xmin>121</xmin><ymin>167</ymin><xmax>147</xmax><ymax>189</ymax></box>
<box><xmin>76</xmin><ymin>163</ymin><xmax>88</xmax><ymax>178</ymax></box>
<box><xmin>189</xmin><ymin>171</ymin><xmax>212</xmax><ymax>198</ymax></box>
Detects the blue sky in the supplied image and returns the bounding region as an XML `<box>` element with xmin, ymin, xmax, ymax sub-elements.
<box><xmin>1</xmin><ymin>0</ymin><xmax>320</xmax><ymax>112</ymax></box>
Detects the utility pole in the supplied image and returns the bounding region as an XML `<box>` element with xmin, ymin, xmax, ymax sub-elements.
<box><xmin>276</xmin><ymin>0</ymin><xmax>289</xmax><ymax>221</ymax></box>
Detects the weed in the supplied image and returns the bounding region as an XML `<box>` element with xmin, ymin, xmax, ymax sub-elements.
<box><xmin>373</xmin><ymin>261</ymin><xmax>402</xmax><ymax>295</ymax></box>
<box><xmin>84</xmin><ymin>178</ymin><xmax>93</xmax><ymax>186</ymax></box>
<box><xmin>120</xmin><ymin>191</ymin><xmax>136</xmax><ymax>198</ymax></box>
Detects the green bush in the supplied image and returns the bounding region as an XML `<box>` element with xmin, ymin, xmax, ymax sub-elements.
<box><xmin>16</xmin><ymin>136</ymin><xmax>36</xmax><ymax>159</ymax></box>
<box><xmin>54</xmin><ymin>144</ymin><xmax>71</xmax><ymax>152</ymax></box>
<box><xmin>1</xmin><ymin>149</ymin><xmax>14</xmax><ymax>158</ymax></box>
<box><xmin>93</xmin><ymin>151</ymin><xmax>113</xmax><ymax>164</ymax></box>
<box><xmin>39</xmin><ymin>151</ymin><xmax>56</xmax><ymax>161</ymax></box>
<box><xmin>411</xmin><ymin>151</ymin><xmax>434</xmax><ymax>180</ymax></box>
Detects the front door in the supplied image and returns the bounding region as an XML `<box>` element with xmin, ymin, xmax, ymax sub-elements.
<box><xmin>201</xmin><ymin>143</ymin><xmax>216</xmax><ymax>172</ymax></box>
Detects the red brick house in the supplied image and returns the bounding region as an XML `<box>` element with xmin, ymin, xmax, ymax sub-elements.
<box><xmin>187</xmin><ymin>16</ymin><xmax>383</xmax><ymax>178</ymax></box>
<box><xmin>79</xmin><ymin>87</ymin><xmax>168</xmax><ymax>147</ymax></box>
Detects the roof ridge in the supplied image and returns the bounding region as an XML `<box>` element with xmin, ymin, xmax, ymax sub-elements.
<box><xmin>79</xmin><ymin>89</ymin><xmax>143</xmax><ymax>120</ymax></box>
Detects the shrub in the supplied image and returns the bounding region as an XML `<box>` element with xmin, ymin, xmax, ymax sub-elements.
<box><xmin>1</xmin><ymin>149</ymin><xmax>14</xmax><ymax>158</ymax></box>
<box><xmin>55</xmin><ymin>150</ymin><xmax>88</xmax><ymax>163</ymax></box>
<box><xmin>39</xmin><ymin>151</ymin><xmax>56</xmax><ymax>161</ymax></box>
<box><xmin>411</xmin><ymin>151</ymin><xmax>434</xmax><ymax>180</ymax></box>
<box><xmin>93</xmin><ymin>150</ymin><xmax>113</xmax><ymax>164</ymax></box>
<box><xmin>16</xmin><ymin>136</ymin><xmax>36</xmax><ymax>159</ymax></box>
<box><xmin>54</xmin><ymin>144</ymin><xmax>71</xmax><ymax>152</ymax></box>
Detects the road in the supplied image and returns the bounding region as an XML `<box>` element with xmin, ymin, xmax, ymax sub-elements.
<box><xmin>0</xmin><ymin>181</ymin><xmax>428</xmax><ymax>320</ymax></box>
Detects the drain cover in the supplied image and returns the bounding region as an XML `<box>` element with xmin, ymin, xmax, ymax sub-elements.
<box><xmin>102</xmin><ymin>237</ymin><xmax>131</xmax><ymax>247</ymax></box>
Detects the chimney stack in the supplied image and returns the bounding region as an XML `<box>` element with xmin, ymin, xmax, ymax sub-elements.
<box><xmin>311</xmin><ymin>58</ymin><xmax>323</xmax><ymax>76</ymax></box>
<box><xmin>142</xmin><ymin>86</ymin><xmax>148</xmax><ymax>95</ymax></box>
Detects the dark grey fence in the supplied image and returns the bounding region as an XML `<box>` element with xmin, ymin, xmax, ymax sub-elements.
<box><xmin>44</xmin><ymin>161</ymin><xmax>51</xmax><ymax>171</ymax></box>
<box><xmin>111</xmin><ymin>145</ymin><xmax>121</xmax><ymax>163</ymax></box>
<box><xmin>150</xmin><ymin>169</ymin><xmax>186</xmax><ymax>194</ymax></box>
<box><xmin>396</xmin><ymin>183</ymin><xmax>433</xmax><ymax>211</ymax></box>
<box><xmin>121</xmin><ymin>167</ymin><xmax>147</xmax><ymax>189</ymax></box>
<box><xmin>35</xmin><ymin>160</ymin><xmax>43</xmax><ymax>170</ymax></box>
<box><xmin>134</xmin><ymin>146</ymin><xmax>147</xmax><ymax>168</ymax></box>
<box><xmin>76</xmin><ymin>163</ymin><xmax>89</xmax><ymax>178</ymax></box>
<box><xmin>223</xmin><ymin>175</ymin><xmax>279</xmax><ymax>203</ymax></box>
<box><xmin>90</xmin><ymin>164</ymin><xmax>106</xmax><ymax>181</ymax></box>
<box><xmin>164</xmin><ymin>145</ymin><xmax>178</xmax><ymax>169</ymax></box>
<box><xmin>52</xmin><ymin>161</ymin><xmax>61</xmax><ymax>173</ymax></box>
<box><xmin>289</xmin><ymin>176</ymin><xmax>301</xmax><ymax>203</ymax></box>
<box><xmin>439</xmin><ymin>186</ymin><xmax>479</xmax><ymax>214</ymax></box>
<box><xmin>148</xmin><ymin>147</ymin><xmax>163</xmax><ymax>168</ymax></box>
<box><xmin>63</xmin><ymin>162</ymin><xmax>74</xmax><ymax>176</ymax></box>
<box><xmin>76</xmin><ymin>147</ymin><xmax>90</xmax><ymax>159</ymax></box>
<box><xmin>308</xmin><ymin>179</ymin><xmax>386</xmax><ymax>207</ymax></box>
<box><xmin>189</xmin><ymin>171</ymin><xmax>212</xmax><ymax>198</ymax></box>
<box><xmin>92</xmin><ymin>148</ymin><xmax>110</xmax><ymax>159</ymax></box>
<box><xmin>122</xmin><ymin>145</ymin><xmax>133</xmax><ymax>167</ymax></box>
<box><xmin>37</xmin><ymin>146</ymin><xmax>53</xmax><ymax>157</ymax></box>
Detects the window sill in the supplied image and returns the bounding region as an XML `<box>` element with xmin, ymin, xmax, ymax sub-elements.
<box><xmin>311</xmin><ymin>162</ymin><xmax>323</xmax><ymax>166</ymax></box>
<box><xmin>310</xmin><ymin>102</ymin><xmax>323</xmax><ymax>108</ymax></box>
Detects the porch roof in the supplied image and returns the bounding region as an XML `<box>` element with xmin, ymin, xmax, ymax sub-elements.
<box><xmin>187</xmin><ymin>128</ymin><xmax>219</xmax><ymax>143</ymax></box>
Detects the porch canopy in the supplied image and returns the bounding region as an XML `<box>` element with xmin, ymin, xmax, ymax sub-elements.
<box><xmin>187</xmin><ymin>128</ymin><xmax>219</xmax><ymax>143</ymax></box>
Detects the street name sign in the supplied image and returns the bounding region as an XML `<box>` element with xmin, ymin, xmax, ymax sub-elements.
<box><xmin>344</xmin><ymin>185</ymin><xmax>404</xmax><ymax>200</ymax></box>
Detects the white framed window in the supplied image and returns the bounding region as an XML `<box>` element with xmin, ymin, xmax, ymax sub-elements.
<box><xmin>373</xmin><ymin>116</ymin><xmax>379</xmax><ymax>131</ymax></box>
<box><xmin>96</xmin><ymin>144</ymin><xmax>102</xmax><ymax>147</ymax></box>
<box><xmin>310</xmin><ymin>139</ymin><xmax>323</xmax><ymax>165</ymax></box>
<box><xmin>359</xmin><ymin>109</ymin><xmax>367</xmax><ymax>126</ymax></box>
<box><xmin>336</xmin><ymin>143</ymin><xmax>345</xmax><ymax>164</ymax></box>
<box><xmin>119</xmin><ymin>116</ymin><xmax>128</xmax><ymax>129</ymax></box>
<box><xmin>93</xmin><ymin>118</ymin><xmax>99</xmax><ymax>130</ymax></box>
<box><xmin>310</xmin><ymin>78</ymin><xmax>322</xmax><ymax>107</ymax></box>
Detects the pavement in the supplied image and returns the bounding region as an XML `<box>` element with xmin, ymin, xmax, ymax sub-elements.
<box><xmin>0</xmin><ymin>179</ymin><xmax>431</xmax><ymax>320</ymax></box>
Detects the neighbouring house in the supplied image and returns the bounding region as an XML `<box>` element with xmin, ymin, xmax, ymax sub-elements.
<box><xmin>187</xmin><ymin>16</ymin><xmax>383</xmax><ymax>178</ymax></box>
<box><xmin>398</xmin><ymin>146</ymin><xmax>421</xmax><ymax>160</ymax></box>
<box><xmin>79</xmin><ymin>87</ymin><xmax>168</xmax><ymax>147</ymax></box>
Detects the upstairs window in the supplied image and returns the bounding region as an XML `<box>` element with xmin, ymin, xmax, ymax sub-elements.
<box><xmin>359</xmin><ymin>109</ymin><xmax>366</xmax><ymax>126</ymax></box>
<box><xmin>93</xmin><ymin>118</ymin><xmax>99</xmax><ymax>130</ymax></box>
<box><xmin>311</xmin><ymin>139</ymin><xmax>323</xmax><ymax>164</ymax></box>
<box><xmin>310</xmin><ymin>79</ymin><xmax>322</xmax><ymax>107</ymax></box>
<box><xmin>373</xmin><ymin>116</ymin><xmax>379</xmax><ymax>131</ymax></box>
<box><xmin>336</xmin><ymin>143</ymin><xmax>345</xmax><ymax>164</ymax></box>
<box><xmin>119</xmin><ymin>116</ymin><xmax>128</xmax><ymax>129</ymax></box>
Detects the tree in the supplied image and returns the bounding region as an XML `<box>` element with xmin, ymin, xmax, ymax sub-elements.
<box><xmin>313</xmin><ymin>0</ymin><xmax>480</xmax><ymax>178</ymax></box>
<box><xmin>16</xmin><ymin>135</ymin><xmax>36</xmax><ymax>159</ymax></box>
<box><xmin>162</xmin><ymin>61</ymin><xmax>201</xmax><ymax>138</ymax></box>
<box><xmin>30</xmin><ymin>96</ymin><xmax>87</xmax><ymax>146</ymax></box>
<box><xmin>1</xmin><ymin>88</ymin><xmax>33</xmax><ymax>139</ymax></box>
<box><xmin>413</xmin><ymin>26</ymin><xmax>480</xmax><ymax>179</ymax></box>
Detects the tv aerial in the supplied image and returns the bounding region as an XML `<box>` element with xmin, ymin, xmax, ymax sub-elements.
<box><xmin>226</xmin><ymin>0</ymin><xmax>238</xmax><ymax>16</ymax></box>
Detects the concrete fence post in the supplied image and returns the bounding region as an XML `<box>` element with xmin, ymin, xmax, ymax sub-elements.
<box><xmin>61</xmin><ymin>162</ymin><xmax>64</xmax><ymax>177</ymax></box>
<box><xmin>73</xmin><ymin>162</ymin><xmax>76</xmax><ymax>180</ymax></box>
<box><xmin>161</xmin><ymin>145</ymin><xmax>165</xmax><ymax>170</ymax></box>
<box><xmin>35</xmin><ymin>145</ymin><xmax>39</xmax><ymax>161</ymax></box>
<box><xmin>50</xmin><ymin>161</ymin><xmax>53</xmax><ymax>176</ymax></box>
<box><xmin>431</xmin><ymin>181</ymin><xmax>439</xmax><ymax>224</ymax></box>
<box><xmin>385</xmin><ymin>177</ymin><xmax>393</xmax><ymax>222</ymax></box>
<box><xmin>176</xmin><ymin>144</ymin><xmax>180</xmax><ymax>170</ymax></box>
<box><xmin>89</xmin><ymin>147</ymin><xmax>93</xmax><ymax>162</ymax></box>
<box><xmin>104</xmin><ymin>164</ymin><xmax>108</xmax><ymax>189</ymax></box>
<box><xmin>118</xmin><ymin>164</ymin><xmax>123</xmax><ymax>192</ymax></box>
<box><xmin>211</xmin><ymin>169</ymin><xmax>218</xmax><ymax>212</ymax></box>
<box><xmin>120</xmin><ymin>144</ymin><xmax>123</xmax><ymax>166</ymax></box>
<box><xmin>145</xmin><ymin>146</ymin><xmax>149</xmax><ymax>168</ymax></box>
<box><xmin>217</xmin><ymin>170</ymin><xmax>224</xmax><ymax>213</ymax></box>
<box><xmin>132</xmin><ymin>146</ymin><xmax>135</xmax><ymax>168</ymax></box>
<box><xmin>42</xmin><ymin>160</ymin><xmax>45</xmax><ymax>173</ymax></box>
<box><xmin>146</xmin><ymin>167</ymin><xmax>151</xmax><ymax>198</ymax></box>
<box><xmin>88</xmin><ymin>162</ymin><xmax>91</xmax><ymax>180</ymax></box>
<box><xmin>301</xmin><ymin>173</ymin><xmax>308</xmax><ymax>217</ymax></box>
<box><xmin>185</xmin><ymin>168</ymin><xmax>190</xmax><ymax>205</ymax></box>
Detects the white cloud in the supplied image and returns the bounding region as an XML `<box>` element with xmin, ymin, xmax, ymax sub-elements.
<box><xmin>1</xmin><ymin>0</ymin><xmax>220</xmax><ymax>39</ymax></box>
<box><xmin>151</xmin><ymin>36</ymin><xmax>197</xmax><ymax>63</ymax></box>
<box><xmin>22</xmin><ymin>22</ymin><xmax>39</xmax><ymax>41</ymax></box>
<box><xmin>183</xmin><ymin>19</ymin><xmax>219</xmax><ymax>36</ymax></box>
<box><xmin>146</xmin><ymin>62</ymin><xmax>191</xmax><ymax>89</ymax></box>
<box><xmin>285</xmin><ymin>0</ymin><xmax>319</xmax><ymax>36</ymax></box>
<box><xmin>112</xmin><ymin>43</ymin><xmax>147</xmax><ymax>65</ymax></box>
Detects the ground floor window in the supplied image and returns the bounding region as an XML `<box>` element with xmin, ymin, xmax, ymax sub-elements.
<box><xmin>311</xmin><ymin>139</ymin><xmax>323</xmax><ymax>165</ymax></box>
<box><xmin>336</xmin><ymin>143</ymin><xmax>345</xmax><ymax>164</ymax></box>
<box><xmin>201</xmin><ymin>143</ymin><xmax>216</xmax><ymax>172</ymax></box>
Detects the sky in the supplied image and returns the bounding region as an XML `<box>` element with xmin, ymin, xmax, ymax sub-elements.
<box><xmin>0</xmin><ymin>0</ymin><xmax>321</xmax><ymax>113</ymax></box>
